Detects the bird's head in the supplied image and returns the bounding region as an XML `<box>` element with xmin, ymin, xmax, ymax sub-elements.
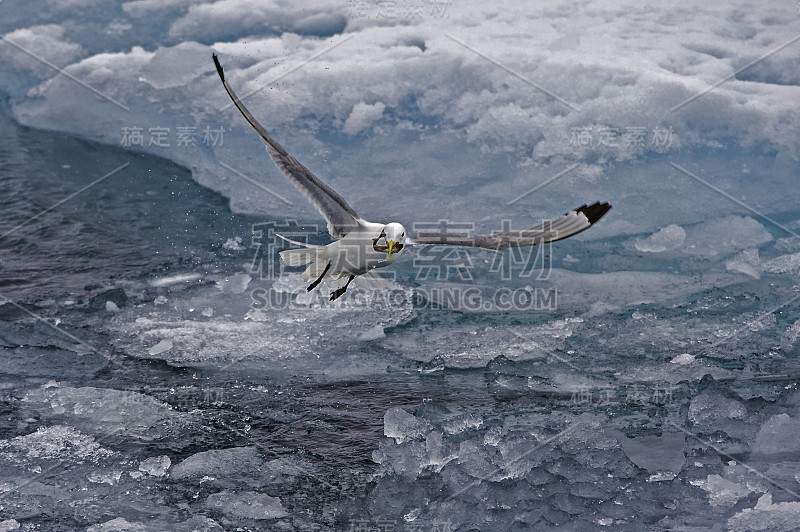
<box><xmin>383</xmin><ymin>222</ymin><xmax>406</xmax><ymax>259</ymax></box>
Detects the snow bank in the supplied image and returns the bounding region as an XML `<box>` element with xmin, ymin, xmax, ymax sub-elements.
<box><xmin>1</xmin><ymin>0</ymin><xmax>798</xmax><ymax>232</ymax></box>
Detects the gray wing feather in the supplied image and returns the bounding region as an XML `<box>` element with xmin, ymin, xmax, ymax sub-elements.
<box><xmin>407</xmin><ymin>202</ymin><xmax>611</xmax><ymax>250</ymax></box>
<box><xmin>213</xmin><ymin>54</ymin><xmax>365</xmax><ymax>238</ymax></box>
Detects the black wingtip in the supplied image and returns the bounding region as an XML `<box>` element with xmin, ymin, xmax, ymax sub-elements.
<box><xmin>212</xmin><ymin>53</ymin><xmax>224</xmax><ymax>82</ymax></box>
<box><xmin>576</xmin><ymin>201</ymin><xmax>612</xmax><ymax>225</ymax></box>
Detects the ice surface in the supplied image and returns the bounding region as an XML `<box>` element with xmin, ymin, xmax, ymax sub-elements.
<box><xmin>106</xmin><ymin>273</ymin><xmax>415</xmax><ymax>376</ymax></box>
<box><xmin>3</xmin><ymin>0</ymin><xmax>800</xmax><ymax>230</ymax></box>
<box><xmin>21</xmin><ymin>383</ymin><xmax>195</xmax><ymax>441</ymax></box>
<box><xmin>3</xmin><ymin>1</ymin><xmax>800</xmax><ymax>529</ymax></box>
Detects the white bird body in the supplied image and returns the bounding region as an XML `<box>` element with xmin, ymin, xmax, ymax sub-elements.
<box><xmin>213</xmin><ymin>54</ymin><xmax>611</xmax><ymax>301</ymax></box>
<box><xmin>280</xmin><ymin>222</ymin><xmax>402</xmax><ymax>278</ymax></box>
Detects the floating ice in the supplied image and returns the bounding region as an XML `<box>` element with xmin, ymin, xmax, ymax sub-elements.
<box><xmin>205</xmin><ymin>490</ymin><xmax>288</xmax><ymax>520</ymax></box>
<box><xmin>0</xmin><ymin>520</ymin><xmax>20</xmax><ymax>532</ymax></box>
<box><xmin>726</xmin><ymin>249</ymin><xmax>762</xmax><ymax>279</ymax></box>
<box><xmin>150</xmin><ymin>274</ymin><xmax>202</xmax><ymax>287</ymax></box>
<box><xmin>726</xmin><ymin>249</ymin><xmax>800</xmax><ymax>279</ymax></box>
<box><xmin>171</xmin><ymin>447</ymin><xmax>265</xmax><ymax>484</ymax></box>
<box><xmin>616</xmin><ymin>431</ymin><xmax>685</xmax><ymax>474</ymax></box>
<box><xmin>0</xmin><ymin>425</ymin><xmax>114</xmax><ymax>464</ymax></box>
<box><xmin>753</xmin><ymin>414</ymin><xmax>800</xmax><ymax>456</ymax></box>
<box><xmin>87</xmin><ymin>516</ymin><xmax>223</xmax><ymax>532</ymax></box>
<box><xmin>86</xmin><ymin>518</ymin><xmax>145</xmax><ymax>532</ymax></box>
<box><xmin>384</xmin><ymin>407</ymin><xmax>433</xmax><ymax>444</ymax></box>
<box><xmin>781</xmin><ymin>320</ymin><xmax>800</xmax><ymax>355</ymax></box>
<box><xmin>214</xmin><ymin>272</ymin><xmax>250</xmax><ymax>294</ymax></box>
<box><xmin>22</xmin><ymin>385</ymin><xmax>193</xmax><ymax>441</ymax></box>
<box><xmin>358</xmin><ymin>324</ymin><xmax>385</xmax><ymax>341</ymax></box>
<box><xmin>728</xmin><ymin>493</ymin><xmax>800</xmax><ymax>532</ymax></box>
<box><xmin>147</xmin><ymin>338</ymin><xmax>173</xmax><ymax>356</ymax></box>
<box><xmin>222</xmin><ymin>236</ymin><xmax>246</xmax><ymax>251</ymax></box>
<box><xmin>670</xmin><ymin>353</ymin><xmax>695</xmax><ymax>365</ymax></box>
<box><xmin>139</xmin><ymin>455</ymin><xmax>171</xmax><ymax>477</ymax></box>
<box><xmin>683</xmin><ymin>216</ymin><xmax>772</xmax><ymax>260</ymax></box>
<box><xmin>635</xmin><ymin>224</ymin><xmax>686</xmax><ymax>253</ymax></box>
<box><xmin>694</xmin><ymin>474</ymin><xmax>752</xmax><ymax>507</ymax></box>
<box><xmin>88</xmin><ymin>469</ymin><xmax>123</xmax><ymax>485</ymax></box>
<box><xmin>688</xmin><ymin>387</ymin><xmax>747</xmax><ymax>427</ymax></box>
<box><xmin>343</xmin><ymin>101</ymin><xmax>386</xmax><ymax>135</ymax></box>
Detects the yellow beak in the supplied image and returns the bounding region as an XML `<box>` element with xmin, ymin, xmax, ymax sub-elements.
<box><xmin>387</xmin><ymin>240</ymin><xmax>397</xmax><ymax>259</ymax></box>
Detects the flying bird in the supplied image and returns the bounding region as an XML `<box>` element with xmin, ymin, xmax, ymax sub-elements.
<box><xmin>212</xmin><ymin>54</ymin><xmax>611</xmax><ymax>301</ymax></box>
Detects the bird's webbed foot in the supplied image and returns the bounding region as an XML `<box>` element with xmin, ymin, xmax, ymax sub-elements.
<box><xmin>329</xmin><ymin>274</ymin><xmax>355</xmax><ymax>301</ymax></box>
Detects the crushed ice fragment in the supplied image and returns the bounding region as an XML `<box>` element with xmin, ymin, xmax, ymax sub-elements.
<box><xmin>139</xmin><ymin>455</ymin><xmax>171</xmax><ymax>477</ymax></box>
<box><xmin>728</xmin><ymin>492</ymin><xmax>800</xmax><ymax>532</ymax></box>
<box><xmin>384</xmin><ymin>407</ymin><xmax>431</xmax><ymax>444</ymax></box>
<box><xmin>753</xmin><ymin>414</ymin><xmax>800</xmax><ymax>455</ymax></box>
<box><xmin>222</xmin><ymin>236</ymin><xmax>246</xmax><ymax>251</ymax></box>
<box><xmin>215</xmin><ymin>272</ymin><xmax>251</xmax><ymax>294</ymax></box>
<box><xmin>0</xmin><ymin>425</ymin><xmax>114</xmax><ymax>462</ymax></box>
<box><xmin>781</xmin><ymin>319</ymin><xmax>800</xmax><ymax>355</ymax></box>
<box><xmin>0</xmin><ymin>519</ymin><xmax>20</xmax><ymax>531</ymax></box>
<box><xmin>147</xmin><ymin>339</ymin><xmax>173</xmax><ymax>356</ymax></box>
<box><xmin>170</xmin><ymin>447</ymin><xmax>266</xmax><ymax>481</ymax></box>
<box><xmin>670</xmin><ymin>353</ymin><xmax>695</xmax><ymax>365</ymax></box>
<box><xmin>150</xmin><ymin>273</ymin><xmax>202</xmax><ymax>287</ymax></box>
<box><xmin>87</xmin><ymin>517</ymin><xmax>146</xmax><ymax>531</ymax></box>
<box><xmin>696</xmin><ymin>474</ymin><xmax>752</xmax><ymax>507</ymax></box>
<box><xmin>358</xmin><ymin>325</ymin><xmax>385</xmax><ymax>341</ymax></box>
<box><xmin>635</xmin><ymin>224</ymin><xmax>686</xmax><ymax>253</ymax></box>
<box><xmin>88</xmin><ymin>470</ymin><xmax>122</xmax><ymax>485</ymax></box>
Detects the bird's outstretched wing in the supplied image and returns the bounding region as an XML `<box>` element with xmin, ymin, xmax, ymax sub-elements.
<box><xmin>407</xmin><ymin>202</ymin><xmax>611</xmax><ymax>250</ymax></box>
<box><xmin>213</xmin><ymin>54</ymin><xmax>366</xmax><ymax>238</ymax></box>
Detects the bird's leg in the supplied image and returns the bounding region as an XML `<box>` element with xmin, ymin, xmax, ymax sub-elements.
<box><xmin>307</xmin><ymin>262</ymin><xmax>331</xmax><ymax>292</ymax></box>
<box><xmin>330</xmin><ymin>274</ymin><xmax>356</xmax><ymax>301</ymax></box>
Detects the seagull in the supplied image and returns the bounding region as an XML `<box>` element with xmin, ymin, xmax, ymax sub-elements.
<box><xmin>212</xmin><ymin>54</ymin><xmax>611</xmax><ymax>301</ymax></box>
